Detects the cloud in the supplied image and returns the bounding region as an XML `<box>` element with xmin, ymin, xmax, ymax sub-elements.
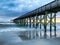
<box><xmin>0</xmin><ymin>0</ymin><xmax>54</xmax><ymax>12</ymax></box>
<box><xmin>0</xmin><ymin>16</ymin><xmax>10</xmax><ymax>22</ymax></box>
<box><xmin>0</xmin><ymin>0</ymin><xmax>54</xmax><ymax>21</ymax></box>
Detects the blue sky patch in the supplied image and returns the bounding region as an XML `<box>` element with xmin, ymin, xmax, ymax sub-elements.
<box><xmin>0</xmin><ymin>0</ymin><xmax>54</xmax><ymax>22</ymax></box>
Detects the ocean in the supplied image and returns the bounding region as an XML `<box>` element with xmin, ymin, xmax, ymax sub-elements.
<box><xmin>0</xmin><ymin>22</ymin><xmax>60</xmax><ymax>45</ymax></box>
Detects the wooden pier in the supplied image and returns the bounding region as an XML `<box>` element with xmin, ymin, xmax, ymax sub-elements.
<box><xmin>13</xmin><ymin>0</ymin><xmax>60</xmax><ymax>39</ymax></box>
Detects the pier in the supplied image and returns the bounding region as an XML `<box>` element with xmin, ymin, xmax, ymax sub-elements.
<box><xmin>13</xmin><ymin>0</ymin><xmax>60</xmax><ymax>39</ymax></box>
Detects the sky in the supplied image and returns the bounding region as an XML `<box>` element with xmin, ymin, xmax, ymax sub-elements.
<box><xmin>0</xmin><ymin>0</ymin><xmax>56</xmax><ymax>22</ymax></box>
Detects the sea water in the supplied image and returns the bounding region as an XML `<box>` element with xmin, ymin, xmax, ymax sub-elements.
<box><xmin>0</xmin><ymin>22</ymin><xmax>60</xmax><ymax>45</ymax></box>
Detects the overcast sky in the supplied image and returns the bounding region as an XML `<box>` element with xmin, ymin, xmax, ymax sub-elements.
<box><xmin>0</xmin><ymin>0</ymin><xmax>56</xmax><ymax>22</ymax></box>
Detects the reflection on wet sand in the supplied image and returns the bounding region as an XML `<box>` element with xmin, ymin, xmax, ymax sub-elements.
<box><xmin>0</xmin><ymin>23</ymin><xmax>60</xmax><ymax>45</ymax></box>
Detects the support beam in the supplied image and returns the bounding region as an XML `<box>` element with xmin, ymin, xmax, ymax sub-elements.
<box><xmin>32</xmin><ymin>17</ymin><xmax>35</xmax><ymax>28</ymax></box>
<box><xmin>40</xmin><ymin>15</ymin><xmax>42</xmax><ymax>29</ymax></box>
<box><xmin>39</xmin><ymin>15</ymin><xmax>42</xmax><ymax>38</ymax></box>
<box><xmin>22</xmin><ymin>19</ymin><xmax>24</xmax><ymax>26</ymax></box>
<box><xmin>20</xmin><ymin>19</ymin><xmax>22</xmax><ymax>26</ymax></box>
<box><xmin>23</xmin><ymin>18</ymin><xmax>26</xmax><ymax>26</ymax></box>
<box><xmin>29</xmin><ymin>17</ymin><xmax>31</xmax><ymax>28</ymax></box>
<box><xmin>44</xmin><ymin>12</ymin><xmax>47</xmax><ymax>38</ymax></box>
<box><xmin>19</xmin><ymin>20</ymin><xmax>21</xmax><ymax>25</ymax></box>
<box><xmin>50</xmin><ymin>13</ymin><xmax>52</xmax><ymax>38</ymax></box>
<box><xmin>54</xmin><ymin>12</ymin><xmax>56</xmax><ymax>37</ymax></box>
<box><xmin>25</xmin><ymin>18</ymin><xmax>27</xmax><ymax>26</ymax></box>
<box><xmin>24</xmin><ymin>18</ymin><xmax>26</xmax><ymax>26</ymax></box>
<box><xmin>26</xmin><ymin>18</ymin><xmax>28</xmax><ymax>27</ymax></box>
<box><xmin>36</xmin><ymin>15</ymin><xmax>39</xmax><ymax>28</ymax></box>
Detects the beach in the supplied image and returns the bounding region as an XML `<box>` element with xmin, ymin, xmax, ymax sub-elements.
<box><xmin>0</xmin><ymin>22</ymin><xmax>60</xmax><ymax>45</ymax></box>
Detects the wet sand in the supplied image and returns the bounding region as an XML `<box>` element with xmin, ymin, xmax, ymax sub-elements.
<box><xmin>0</xmin><ymin>32</ymin><xmax>22</xmax><ymax>45</ymax></box>
<box><xmin>0</xmin><ymin>30</ymin><xmax>60</xmax><ymax>45</ymax></box>
<box><xmin>21</xmin><ymin>37</ymin><xmax>60</xmax><ymax>45</ymax></box>
<box><xmin>0</xmin><ymin>23</ymin><xmax>60</xmax><ymax>45</ymax></box>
